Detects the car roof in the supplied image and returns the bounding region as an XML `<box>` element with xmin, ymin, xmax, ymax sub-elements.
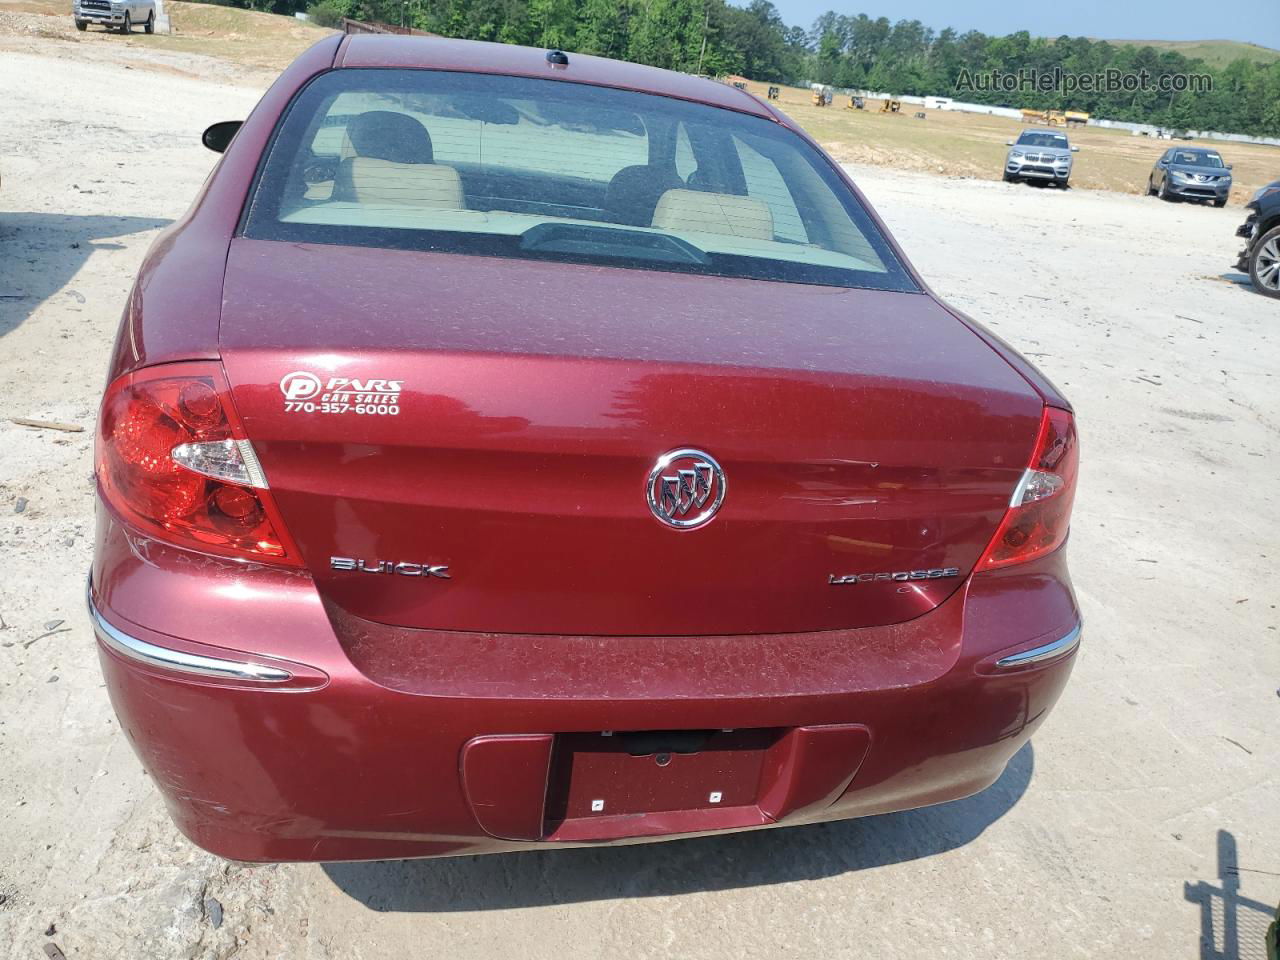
<box><xmin>1021</xmin><ymin>129</ymin><xmax>1067</xmax><ymax>136</ymax></box>
<box><xmin>335</xmin><ymin>35</ymin><xmax>777</xmax><ymax>121</ymax></box>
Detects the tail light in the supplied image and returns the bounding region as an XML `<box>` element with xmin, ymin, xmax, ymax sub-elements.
<box><xmin>96</xmin><ymin>361</ymin><xmax>301</xmax><ymax>566</ymax></box>
<box><xmin>979</xmin><ymin>406</ymin><xmax>1078</xmax><ymax>569</ymax></box>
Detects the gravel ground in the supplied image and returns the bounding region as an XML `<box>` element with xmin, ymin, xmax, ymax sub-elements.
<box><xmin>1</xmin><ymin>37</ymin><xmax>1278</xmax><ymax>960</ymax></box>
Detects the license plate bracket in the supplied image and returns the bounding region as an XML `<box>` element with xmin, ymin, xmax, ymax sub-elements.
<box><xmin>545</xmin><ymin>728</ymin><xmax>780</xmax><ymax>824</ymax></box>
<box><xmin>460</xmin><ymin>723</ymin><xmax>872</xmax><ymax>843</ymax></box>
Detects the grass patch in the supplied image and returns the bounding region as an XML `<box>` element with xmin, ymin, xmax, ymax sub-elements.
<box><xmin>153</xmin><ymin>1</ymin><xmax>334</xmax><ymax>70</ymax></box>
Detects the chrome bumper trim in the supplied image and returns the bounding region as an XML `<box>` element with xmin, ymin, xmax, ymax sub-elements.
<box><xmin>995</xmin><ymin>622</ymin><xmax>1082</xmax><ymax>669</ymax></box>
<box><xmin>88</xmin><ymin>591</ymin><xmax>292</xmax><ymax>683</ymax></box>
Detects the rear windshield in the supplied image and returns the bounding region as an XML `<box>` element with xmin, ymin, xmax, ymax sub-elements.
<box><xmin>243</xmin><ymin>69</ymin><xmax>917</xmax><ymax>292</ymax></box>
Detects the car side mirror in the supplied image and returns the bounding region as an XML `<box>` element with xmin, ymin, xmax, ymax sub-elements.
<box><xmin>202</xmin><ymin>120</ymin><xmax>243</xmax><ymax>154</ymax></box>
<box><xmin>1227</xmin><ymin>164</ymin><xmax>1234</xmax><ymax>170</ymax></box>
<box><xmin>1071</xmin><ymin>146</ymin><xmax>1080</xmax><ymax>152</ymax></box>
<box><xmin>1005</xmin><ymin>141</ymin><xmax>1014</xmax><ymax>147</ymax></box>
<box><xmin>1158</xmin><ymin>160</ymin><xmax>1168</xmax><ymax>167</ymax></box>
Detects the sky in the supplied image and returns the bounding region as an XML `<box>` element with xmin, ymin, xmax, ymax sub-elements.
<box><xmin>769</xmin><ymin>0</ymin><xmax>1280</xmax><ymax>51</ymax></box>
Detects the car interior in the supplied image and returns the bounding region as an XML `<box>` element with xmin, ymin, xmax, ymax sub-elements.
<box><xmin>296</xmin><ymin>107</ymin><xmax>783</xmax><ymax>243</ymax></box>
<box><xmin>276</xmin><ymin>94</ymin><xmax>893</xmax><ymax>256</ymax></box>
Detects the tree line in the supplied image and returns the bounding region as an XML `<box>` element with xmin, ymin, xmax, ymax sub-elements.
<box><xmin>803</xmin><ymin>12</ymin><xmax>1280</xmax><ymax>138</ymax></box>
<box><xmin>230</xmin><ymin>0</ymin><xmax>1280</xmax><ymax>137</ymax></box>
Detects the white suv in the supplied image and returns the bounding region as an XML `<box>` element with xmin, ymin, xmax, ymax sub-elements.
<box><xmin>1003</xmin><ymin>129</ymin><xmax>1079</xmax><ymax>188</ymax></box>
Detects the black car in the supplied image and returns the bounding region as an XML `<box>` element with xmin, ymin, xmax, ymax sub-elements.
<box><xmin>1148</xmin><ymin>147</ymin><xmax>1233</xmax><ymax>207</ymax></box>
<box><xmin>1235</xmin><ymin>180</ymin><xmax>1280</xmax><ymax>298</ymax></box>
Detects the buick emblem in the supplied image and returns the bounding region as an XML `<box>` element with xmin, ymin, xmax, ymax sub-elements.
<box><xmin>646</xmin><ymin>448</ymin><xmax>726</xmax><ymax>530</ymax></box>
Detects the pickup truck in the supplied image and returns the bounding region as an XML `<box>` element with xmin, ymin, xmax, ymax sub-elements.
<box><xmin>73</xmin><ymin>0</ymin><xmax>156</xmax><ymax>33</ymax></box>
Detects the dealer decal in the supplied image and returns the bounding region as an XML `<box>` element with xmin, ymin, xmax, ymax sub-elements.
<box><xmin>279</xmin><ymin>371</ymin><xmax>402</xmax><ymax>416</ymax></box>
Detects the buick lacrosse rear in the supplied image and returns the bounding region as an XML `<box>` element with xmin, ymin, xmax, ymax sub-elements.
<box><xmin>89</xmin><ymin>35</ymin><xmax>1081</xmax><ymax>862</ymax></box>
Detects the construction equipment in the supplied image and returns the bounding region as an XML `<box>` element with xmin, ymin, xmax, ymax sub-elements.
<box><xmin>1020</xmin><ymin>108</ymin><xmax>1068</xmax><ymax>127</ymax></box>
<box><xmin>1065</xmin><ymin>110</ymin><xmax>1089</xmax><ymax>126</ymax></box>
<box><xmin>914</xmin><ymin>111</ymin><xmax>926</xmax><ymax>120</ymax></box>
<box><xmin>767</xmin><ymin>86</ymin><xmax>779</xmax><ymax>100</ymax></box>
<box><xmin>846</xmin><ymin>95</ymin><xmax>865</xmax><ymax>110</ymax></box>
<box><xmin>810</xmin><ymin>84</ymin><xmax>833</xmax><ymax>107</ymax></box>
<box><xmin>880</xmin><ymin>99</ymin><xmax>902</xmax><ymax>114</ymax></box>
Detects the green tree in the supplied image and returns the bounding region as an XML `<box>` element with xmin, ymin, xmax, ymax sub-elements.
<box><xmin>528</xmin><ymin>0</ymin><xmax>575</xmax><ymax>49</ymax></box>
<box><xmin>814</xmin><ymin>29</ymin><xmax>841</xmax><ymax>84</ymax></box>
<box><xmin>576</xmin><ymin>0</ymin><xmax>631</xmax><ymax>58</ymax></box>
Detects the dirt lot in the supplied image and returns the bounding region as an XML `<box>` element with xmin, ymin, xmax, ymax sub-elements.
<box><xmin>0</xmin><ymin>0</ymin><xmax>334</xmax><ymax>76</ymax></box>
<box><xmin>756</xmin><ymin>85</ymin><xmax>1280</xmax><ymax>204</ymax></box>
<box><xmin>1</xmin><ymin>28</ymin><xmax>1279</xmax><ymax>960</ymax></box>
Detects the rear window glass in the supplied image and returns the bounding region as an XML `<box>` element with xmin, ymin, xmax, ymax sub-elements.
<box><xmin>244</xmin><ymin>69</ymin><xmax>917</xmax><ymax>293</ymax></box>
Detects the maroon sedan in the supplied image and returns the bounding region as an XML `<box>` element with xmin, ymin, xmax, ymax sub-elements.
<box><xmin>89</xmin><ymin>35</ymin><xmax>1081</xmax><ymax>862</ymax></box>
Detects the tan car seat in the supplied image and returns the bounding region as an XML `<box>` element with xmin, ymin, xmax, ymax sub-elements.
<box><xmin>334</xmin><ymin>110</ymin><xmax>463</xmax><ymax>210</ymax></box>
<box><xmin>651</xmin><ymin>189</ymin><xmax>774</xmax><ymax>240</ymax></box>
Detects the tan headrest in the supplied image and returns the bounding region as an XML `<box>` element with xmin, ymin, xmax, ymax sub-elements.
<box><xmin>337</xmin><ymin>157</ymin><xmax>464</xmax><ymax>209</ymax></box>
<box><xmin>651</xmin><ymin>189</ymin><xmax>774</xmax><ymax>240</ymax></box>
<box><xmin>339</xmin><ymin>110</ymin><xmax>434</xmax><ymax>164</ymax></box>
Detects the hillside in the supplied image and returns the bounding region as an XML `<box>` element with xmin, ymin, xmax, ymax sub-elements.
<box><xmin>1103</xmin><ymin>38</ymin><xmax>1280</xmax><ymax>68</ymax></box>
<box><xmin>156</xmin><ymin>0</ymin><xmax>335</xmax><ymax>69</ymax></box>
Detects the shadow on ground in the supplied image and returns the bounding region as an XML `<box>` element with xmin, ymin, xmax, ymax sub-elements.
<box><xmin>0</xmin><ymin>212</ymin><xmax>171</xmax><ymax>339</ymax></box>
<box><xmin>1216</xmin><ymin>272</ymin><xmax>1255</xmax><ymax>291</ymax></box>
<box><xmin>1185</xmin><ymin>829</ymin><xmax>1279</xmax><ymax>960</ymax></box>
<box><xmin>324</xmin><ymin>742</ymin><xmax>1034</xmax><ymax>912</ymax></box>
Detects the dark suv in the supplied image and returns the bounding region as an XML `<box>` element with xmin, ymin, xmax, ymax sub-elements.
<box><xmin>1149</xmin><ymin>147</ymin><xmax>1232</xmax><ymax>207</ymax></box>
<box><xmin>1234</xmin><ymin>181</ymin><xmax>1280</xmax><ymax>298</ymax></box>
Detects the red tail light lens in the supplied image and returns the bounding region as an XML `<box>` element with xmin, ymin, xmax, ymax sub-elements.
<box><xmin>96</xmin><ymin>362</ymin><xmax>301</xmax><ymax>566</ymax></box>
<box><xmin>979</xmin><ymin>406</ymin><xmax>1078</xmax><ymax>569</ymax></box>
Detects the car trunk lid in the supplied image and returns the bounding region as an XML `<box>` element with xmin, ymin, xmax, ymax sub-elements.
<box><xmin>219</xmin><ymin>238</ymin><xmax>1042</xmax><ymax>636</ymax></box>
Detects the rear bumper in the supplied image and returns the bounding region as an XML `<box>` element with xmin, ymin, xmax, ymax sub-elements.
<box><xmin>90</xmin><ymin>516</ymin><xmax>1081</xmax><ymax>863</ymax></box>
